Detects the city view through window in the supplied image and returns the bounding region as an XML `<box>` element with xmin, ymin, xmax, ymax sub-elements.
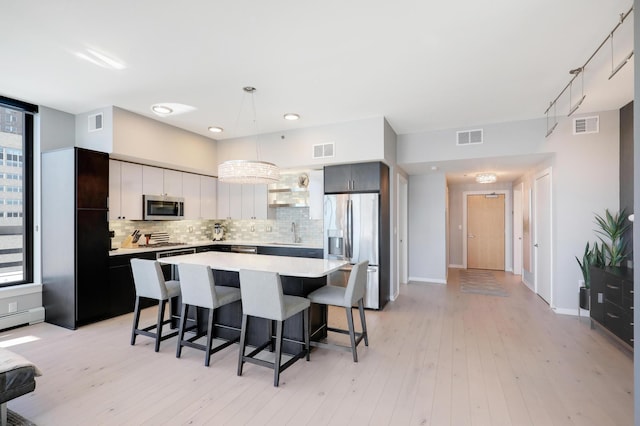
<box><xmin>0</xmin><ymin>107</ymin><xmax>25</xmax><ymax>283</ymax></box>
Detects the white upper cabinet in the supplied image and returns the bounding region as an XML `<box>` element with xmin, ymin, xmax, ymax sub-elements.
<box><xmin>241</xmin><ymin>184</ymin><xmax>268</xmax><ymax>220</ymax></box>
<box><xmin>200</xmin><ymin>176</ymin><xmax>217</xmax><ymax>219</ymax></box>
<box><xmin>217</xmin><ymin>180</ymin><xmax>230</xmax><ymax>219</ymax></box>
<box><xmin>182</xmin><ymin>173</ymin><xmax>201</xmax><ymax>220</ymax></box>
<box><xmin>142</xmin><ymin>166</ymin><xmax>163</xmax><ymax>195</ymax></box>
<box><xmin>217</xmin><ymin>181</ymin><xmax>243</xmax><ymax>219</ymax></box>
<box><xmin>142</xmin><ymin>166</ymin><xmax>183</xmax><ymax>197</ymax></box>
<box><xmin>164</xmin><ymin>169</ymin><xmax>183</xmax><ymax>197</ymax></box>
<box><xmin>109</xmin><ymin>160</ymin><xmax>143</xmax><ymax>220</ymax></box>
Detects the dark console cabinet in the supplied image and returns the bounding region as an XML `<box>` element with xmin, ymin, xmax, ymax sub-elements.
<box><xmin>590</xmin><ymin>266</ymin><xmax>634</xmax><ymax>348</ymax></box>
<box><xmin>324</xmin><ymin>162</ymin><xmax>384</xmax><ymax>193</ymax></box>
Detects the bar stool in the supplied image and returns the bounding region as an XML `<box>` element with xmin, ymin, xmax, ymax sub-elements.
<box><xmin>237</xmin><ymin>269</ymin><xmax>310</xmax><ymax>387</ymax></box>
<box><xmin>176</xmin><ymin>263</ymin><xmax>242</xmax><ymax>366</ymax></box>
<box><xmin>130</xmin><ymin>258</ymin><xmax>181</xmax><ymax>352</ymax></box>
<box><xmin>307</xmin><ymin>260</ymin><xmax>369</xmax><ymax>362</ymax></box>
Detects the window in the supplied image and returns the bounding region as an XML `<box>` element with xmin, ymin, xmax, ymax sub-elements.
<box><xmin>0</xmin><ymin>96</ymin><xmax>36</xmax><ymax>285</ymax></box>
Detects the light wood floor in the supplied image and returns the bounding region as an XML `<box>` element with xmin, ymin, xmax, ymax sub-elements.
<box><xmin>4</xmin><ymin>269</ymin><xmax>634</xmax><ymax>425</ymax></box>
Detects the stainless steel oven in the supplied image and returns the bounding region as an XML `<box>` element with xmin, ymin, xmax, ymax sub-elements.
<box><xmin>156</xmin><ymin>247</ymin><xmax>196</xmax><ymax>279</ymax></box>
<box><xmin>143</xmin><ymin>195</ymin><xmax>185</xmax><ymax>220</ymax></box>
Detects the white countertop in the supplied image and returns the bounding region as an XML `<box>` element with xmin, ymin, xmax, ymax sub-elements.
<box><xmin>159</xmin><ymin>251</ymin><xmax>346</xmax><ymax>278</ymax></box>
<box><xmin>110</xmin><ymin>240</ymin><xmax>323</xmax><ymax>256</ymax></box>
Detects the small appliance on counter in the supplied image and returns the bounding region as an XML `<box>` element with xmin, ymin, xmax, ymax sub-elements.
<box><xmin>212</xmin><ymin>223</ymin><xmax>225</xmax><ymax>241</ymax></box>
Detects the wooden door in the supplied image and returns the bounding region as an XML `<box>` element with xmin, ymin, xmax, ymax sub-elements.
<box><xmin>467</xmin><ymin>194</ymin><xmax>505</xmax><ymax>270</ymax></box>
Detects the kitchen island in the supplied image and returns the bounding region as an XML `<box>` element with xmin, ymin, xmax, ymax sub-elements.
<box><xmin>159</xmin><ymin>252</ymin><xmax>347</xmax><ymax>354</ymax></box>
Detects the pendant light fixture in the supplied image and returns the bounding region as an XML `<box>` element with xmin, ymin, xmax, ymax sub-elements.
<box><xmin>217</xmin><ymin>87</ymin><xmax>280</xmax><ymax>184</ymax></box>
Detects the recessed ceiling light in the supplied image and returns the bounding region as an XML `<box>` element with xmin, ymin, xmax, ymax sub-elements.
<box><xmin>208</xmin><ymin>126</ymin><xmax>223</xmax><ymax>133</ymax></box>
<box><xmin>149</xmin><ymin>103</ymin><xmax>196</xmax><ymax>117</ymax></box>
<box><xmin>151</xmin><ymin>105</ymin><xmax>173</xmax><ymax>115</ymax></box>
<box><xmin>283</xmin><ymin>113</ymin><xmax>300</xmax><ymax>121</ymax></box>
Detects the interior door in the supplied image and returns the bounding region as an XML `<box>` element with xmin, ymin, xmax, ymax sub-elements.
<box><xmin>467</xmin><ymin>194</ymin><xmax>505</xmax><ymax>270</ymax></box>
<box><xmin>534</xmin><ymin>170</ymin><xmax>552</xmax><ymax>304</ymax></box>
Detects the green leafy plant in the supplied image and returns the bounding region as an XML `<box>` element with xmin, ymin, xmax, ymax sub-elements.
<box><xmin>575</xmin><ymin>242</ymin><xmax>604</xmax><ymax>289</ymax></box>
<box><xmin>594</xmin><ymin>208</ymin><xmax>631</xmax><ymax>267</ymax></box>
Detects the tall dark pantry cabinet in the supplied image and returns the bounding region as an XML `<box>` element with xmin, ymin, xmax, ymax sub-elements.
<box><xmin>42</xmin><ymin>148</ymin><xmax>110</xmax><ymax>329</ymax></box>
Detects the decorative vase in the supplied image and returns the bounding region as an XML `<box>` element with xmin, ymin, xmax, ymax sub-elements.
<box><xmin>579</xmin><ymin>286</ymin><xmax>590</xmax><ymax>310</ymax></box>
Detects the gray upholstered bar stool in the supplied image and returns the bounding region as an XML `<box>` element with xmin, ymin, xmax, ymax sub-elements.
<box><xmin>237</xmin><ymin>269</ymin><xmax>310</xmax><ymax>387</ymax></box>
<box><xmin>130</xmin><ymin>258</ymin><xmax>181</xmax><ymax>352</ymax></box>
<box><xmin>307</xmin><ymin>260</ymin><xmax>369</xmax><ymax>362</ymax></box>
<box><xmin>176</xmin><ymin>263</ymin><xmax>242</xmax><ymax>366</ymax></box>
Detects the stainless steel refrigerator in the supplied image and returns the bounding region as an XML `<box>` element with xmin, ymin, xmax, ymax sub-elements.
<box><xmin>324</xmin><ymin>193</ymin><xmax>380</xmax><ymax>309</ymax></box>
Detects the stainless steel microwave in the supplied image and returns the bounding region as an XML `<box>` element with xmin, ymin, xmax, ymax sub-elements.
<box><xmin>143</xmin><ymin>195</ymin><xmax>184</xmax><ymax>220</ymax></box>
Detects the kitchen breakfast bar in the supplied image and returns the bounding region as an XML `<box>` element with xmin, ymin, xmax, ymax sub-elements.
<box><xmin>159</xmin><ymin>251</ymin><xmax>348</xmax><ymax>354</ymax></box>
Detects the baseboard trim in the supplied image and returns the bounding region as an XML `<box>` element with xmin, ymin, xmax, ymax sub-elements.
<box><xmin>409</xmin><ymin>276</ymin><xmax>447</xmax><ymax>285</ymax></box>
<box><xmin>522</xmin><ymin>276</ymin><xmax>534</xmax><ymax>292</ymax></box>
<box><xmin>448</xmin><ymin>264</ymin><xmax>464</xmax><ymax>269</ymax></box>
<box><xmin>0</xmin><ymin>307</ymin><xmax>44</xmax><ymax>331</ymax></box>
<box><xmin>554</xmin><ymin>307</ymin><xmax>581</xmax><ymax>317</ymax></box>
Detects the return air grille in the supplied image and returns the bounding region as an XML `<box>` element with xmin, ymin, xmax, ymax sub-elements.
<box><xmin>456</xmin><ymin>129</ymin><xmax>483</xmax><ymax>145</ymax></box>
<box><xmin>573</xmin><ymin>116</ymin><xmax>599</xmax><ymax>135</ymax></box>
<box><xmin>88</xmin><ymin>113</ymin><xmax>103</xmax><ymax>132</ymax></box>
<box><xmin>312</xmin><ymin>142</ymin><xmax>335</xmax><ymax>159</ymax></box>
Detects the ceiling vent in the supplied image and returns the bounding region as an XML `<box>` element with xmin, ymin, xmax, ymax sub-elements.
<box><xmin>573</xmin><ymin>116</ymin><xmax>599</xmax><ymax>135</ymax></box>
<box><xmin>88</xmin><ymin>113</ymin><xmax>103</xmax><ymax>132</ymax></box>
<box><xmin>456</xmin><ymin>129</ymin><xmax>483</xmax><ymax>145</ymax></box>
<box><xmin>313</xmin><ymin>142</ymin><xmax>335</xmax><ymax>159</ymax></box>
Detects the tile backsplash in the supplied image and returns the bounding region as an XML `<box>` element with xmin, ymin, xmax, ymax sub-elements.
<box><xmin>110</xmin><ymin>207</ymin><xmax>323</xmax><ymax>248</ymax></box>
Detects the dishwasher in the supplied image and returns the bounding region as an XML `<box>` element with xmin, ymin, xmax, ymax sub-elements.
<box><xmin>156</xmin><ymin>247</ymin><xmax>197</xmax><ymax>280</ymax></box>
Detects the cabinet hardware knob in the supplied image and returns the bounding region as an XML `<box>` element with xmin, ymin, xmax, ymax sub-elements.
<box><xmin>606</xmin><ymin>284</ymin><xmax>620</xmax><ymax>290</ymax></box>
<box><xmin>631</xmin><ymin>339</ymin><xmax>635</xmax><ymax>342</ymax></box>
<box><xmin>606</xmin><ymin>312</ymin><xmax>620</xmax><ymax>319</ymax></box>
<box><xmin>631</xmin><ymin>290</ymin><xmax>635</xmax><ymax>294</ymax></box>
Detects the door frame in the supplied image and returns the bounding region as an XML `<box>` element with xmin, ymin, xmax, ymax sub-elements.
<box><xmin>513</xmin><ymin>182</ymin><xmax>524</xmax><ymax>275</ymax></box>
<box><xmin>533</xmin><ymin>167</ymin><xmax>553</xmax><ymax>307</ymax></box>
<box><xmin>462</xmin><ymin>190</ymin><xmax>511</xmax><ymax>270</ymax></box>
<box><xmin>396</xmin><ymin>174</ymin><xmax>408</xmax><ymax>293</ymax></box>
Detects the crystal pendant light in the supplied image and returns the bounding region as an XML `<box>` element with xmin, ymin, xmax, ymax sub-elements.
<box><xmin>218</xmin><ymin>87</ymin><xmax>280</xmax><ymax>184</ymax></box>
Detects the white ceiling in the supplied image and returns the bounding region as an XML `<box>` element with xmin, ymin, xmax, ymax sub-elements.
<box><xmin>1</xmin><ymin>1</ymin><xmax>634</xmax><ymax>182</ymax></box>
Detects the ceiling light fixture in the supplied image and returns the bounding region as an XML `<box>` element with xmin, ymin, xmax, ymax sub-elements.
<box><xmin>283</xmin><ymin>113</ymin><xmax>300</xmax><ymax>121</ymax></box>
<box><xmin>608</xmin><ymin>17</ymin><xmax>634</xmax><ymax>80</ymax></box>
<box><xmin>208</xmin><ymin>126</ymin><xmax>223</xmax><ymax>133</ymax></box>
<box><xmin>544</xmin><ymin>7</ymin><xmax>633</xmax><ymax>126</ymax></box>
<box><xmin>217</xmin><ymin>87</ymin><xmax>280</xmax><ymax>184</ymax></box>
<box><xmin>151</xmin><ymin>105</ymin><xmax>173</xmax><ymax>115</ymax></box>
<box><xmin>475</xmin><ymin>173</ymin><xmax>497</xmax><ymax>184</ymax></box>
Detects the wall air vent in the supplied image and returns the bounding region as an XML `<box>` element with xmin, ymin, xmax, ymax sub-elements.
<box><xmin>88</xmin><ymin>113</ymin><xmax>103</xmax><ymax>132</ymax></box>
<box><xmin>312</xmin><ymin>142</ymin><xmax>335</xmax><ymax>159</ymax></box>
<box><xmin>573</xmin><ymin>116</ymin><xmax>599</xmax><ymax>135</ymax></box>
<box><xmin>456</xmin><ymin>129</ymin><xmax>483</xmax><ymax>145</ymax></box>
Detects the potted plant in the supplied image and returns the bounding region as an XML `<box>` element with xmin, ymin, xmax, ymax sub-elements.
<box><xmin>576</xmin><ymin>208</ymin><xmax>630</xmax><ymax>310</ymax></box>
<box><xmin>575</xmin><ymin>242</ymin><xmax>602</xmax><ymax>310</ymax></box>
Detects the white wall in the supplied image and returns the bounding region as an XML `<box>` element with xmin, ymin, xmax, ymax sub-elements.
<box><xmin>399</xmin><ymin>110</ymin><xmax>620</xmax><ymax>312</ymax></box>
<box><xmin>75</xmin><ymin>106</ymin><xmax>113</xmax><ymax>152</ymax></box>
<box><xmin>40</xmin><ymin>107</ymin><xmax>75</xmax><ymax>151</ymax></box>
<box><xmin>216</xmin><ymin>116</ymin><xmax>385</xmax><ymax>169</ymax></box>
<box><xmin>408</xmin><ymin>173</ymin><xmax>447</xmax><ymax>283</ymax></box>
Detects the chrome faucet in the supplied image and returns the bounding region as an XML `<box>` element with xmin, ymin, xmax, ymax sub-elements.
<box><xmin>291</xmin><ymin>222</ymin><xmax>300</xmax><ymax>243</ymax></box>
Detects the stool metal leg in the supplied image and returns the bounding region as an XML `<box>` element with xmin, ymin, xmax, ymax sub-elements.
<box><xmin>274</xmin><ymin>321</ymin><xmax>284</xmax><ymax>387</ymax></box>
<box><xmin>304</xmin><ymin>308</ymin><xmax>310</xmax><ymax>361</ymax></box>
<box><xmin>358</xmin><ymin>299</ymin><xmax>368</xmax><ymax>346</ymax></box>
<box><xmin>155</xmin><ymin>300</ymin><xmax>166</xmax><ymax>352</ymax></box>
<box><xmin>237</xmin><ymin>314</ymin><xmax>248</xmax><ymax>376</ymax></box>
<box><xmin>204</xmin><ymin>308</ymin><xmax>215</xmax><ymax>367</ymax></box>
<box><xmin>346</xmin><ymin>307</ymin><xmax>358</xmax><ymax>362</ymax></box>
<box><xmin>131</xmin><ymin>296</ymin><xmax>142</xmax><ymax>345</ymax></box>
<box><xmin>176</xmin><ymin>303</ymin><xmax>189</xmax><ymax>358</ymax></box>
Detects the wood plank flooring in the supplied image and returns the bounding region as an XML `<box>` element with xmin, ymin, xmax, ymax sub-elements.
<box><xmin>4</xmin><ymin>269</ymin><xmax>634</xmax><ymax>425</ymax></box>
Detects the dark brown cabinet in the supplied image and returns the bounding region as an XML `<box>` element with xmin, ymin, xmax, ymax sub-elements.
<box><xmin>42</xmin><ymin>148</ymin><xmax>110</xmax><ymax>329</ymax></box>
<box><xmin>590</xmin><ymin>266</ymin><xmax>634</xmax><ymax>348</ymax></box>
<box><xmin>324</xmin><ymin>162</ymin><xmax>383</xmax><ymax>193</ymax></box>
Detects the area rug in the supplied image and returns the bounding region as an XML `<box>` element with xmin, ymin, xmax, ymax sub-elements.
<box><xmin>7</xmin><ymin>409</ymin><xmax>36</xmax><ymax>426</ymax></box>
<box><xmin>459</xmin><ymin>269</ymin><xmax>509</xmax><ymax>297</ymax></box>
